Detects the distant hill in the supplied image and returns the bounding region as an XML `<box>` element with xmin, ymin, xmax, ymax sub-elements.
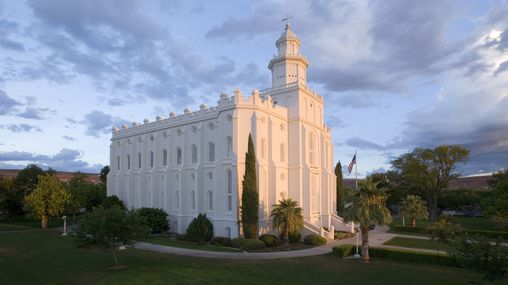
<box><xmin>0</xmin><ymin>169</ymin><xmax>101</xmax><ymax>184</ymax></box>
<box><xmin>342</xmin><ymin>175</ymin><xmax>492</xmax><ymax>191</ymax></box>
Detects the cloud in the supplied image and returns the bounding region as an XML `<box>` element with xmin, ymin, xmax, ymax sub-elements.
<box><xmin>0</xmin><ymin>124</ymin><xmax>41</xmax><ymax>132</ymax></box>
<box><xmin>82</xmin><ymin>110</ymin><xmax>129</xmax><ymax>137</ymax></box>
<box><xmin>0</xmin><ymin>17</ymin><xmax>25</xmax><ymax>51</ymax></box>
<box><xmin>345</xmin><ymin>137</ymin><xmax>384</xmax><ymax>151</ymax></box>
<box><xmin>0</xmin><ymin>90</ymin><xmax>20</xmax><ymax>115</ymax></box>
<box><xmin>0</xmin><ymin>148</ymin><xmax>102</xmax><ymax>172</ymax></box>
<box><xmin>17</xmin><ymin>107</ymin><xmax>49</xmax><ymax>120</ymax></box>
<box><xmin>62</xmin><ymin>135</ymin><xmax>76</xmax><ymax>141</ymax></box>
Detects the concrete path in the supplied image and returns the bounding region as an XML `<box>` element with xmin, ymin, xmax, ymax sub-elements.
<box><xmin>134</xmin><ymin>225</ymin><xmax>439</xmax><ymax>259</ymax></box>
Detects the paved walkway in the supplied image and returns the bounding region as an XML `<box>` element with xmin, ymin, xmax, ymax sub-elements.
<box><xmin>134</xmin><ymin>225</ymin><xmax>440</xmax><ymax>259</ymax></box>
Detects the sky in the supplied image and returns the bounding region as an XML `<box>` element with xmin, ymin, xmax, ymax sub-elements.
<box><xmin>0</xmin><ymin>0</ymin><xmax>507</xmax><ymax>177</ymax></box>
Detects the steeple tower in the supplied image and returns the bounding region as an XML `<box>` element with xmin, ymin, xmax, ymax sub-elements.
<box><xmin>268</xmin><ymin>23</ymin><xmax>309</xmax><ymax>87</ymax></box>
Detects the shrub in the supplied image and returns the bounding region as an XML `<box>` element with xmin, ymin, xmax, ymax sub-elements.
<box><xmin>210</xmin><ymin>236</ymin><xmax>232</xmax><ymax>247</ymax></box>
<box><xmin>185</xmin><ymin>213</ymin><xmax>214</xmax><ymax>242</ymax></box>
<box><xmin>135</xmin><ymin>207</ymin><xmax>169</xmax><ymax>234</ymax></box>
<box><xmin>259</xmin><ymin>234</ymin><xmax>280</xmax><ymax>247</ymax></box>
<box><xmin>304</xmin><ymin>234</ymin><xmax>327</xmax><ymax>246</ymax></box>
<box><xmin>369</xmin><ymin>247</ymin><xmax>459</xmax><ymax>267</ymax></box>
<box><xmin>392</xmin><ymin>225</ymin><xmax>427</xmax><ymax>234</ymax></box>
<box><xmin>231</xmin><ymin>238</ymin><xmax>266</xmax><ymax>251</ymax></box>
<box><xmin>101</xmin><ymin>195</ymin><xmax>125</xmax><ymax>210</ymax></box>
<box><xmin>332</xmin><ymin>244</ymin><xmax>354</xmax><ymax>258</ymax></box>
<box><xmin>288</xmin><ymin>231</ymin><xmax>301</xmax><ymax>243</ymax></box>
<box><xmin>334</xmin><ymin>231</ymin><xmax>354</xmax><ymax>240</ymax></box>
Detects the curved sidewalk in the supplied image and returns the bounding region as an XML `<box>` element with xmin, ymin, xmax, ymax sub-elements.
<box><xmin>134</xmin><ymin>226</ymin><xmax>420</xmax><ymax>259</ymax></box>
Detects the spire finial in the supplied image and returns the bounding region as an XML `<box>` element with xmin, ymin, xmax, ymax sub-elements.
<box><xmin>281</xmin><ymin>14</ymin><xmax>293</xmax><ymax>29</ymax></box>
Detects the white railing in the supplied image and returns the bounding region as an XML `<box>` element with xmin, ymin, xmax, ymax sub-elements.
<box><xmin>259</xmin><ymin>81</ymin><xmax>300</xmax><ymax>96</ymax></box>
<box><xmin>331</xmin><ymin>213</ymin><xmax>355</xmax><ymax>233</ymax></box>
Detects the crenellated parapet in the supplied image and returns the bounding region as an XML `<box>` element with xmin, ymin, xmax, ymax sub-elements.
<box><xmin>111</xmin><ymin>89</ymin><xmax>289</xmax><ymax>139</ymax></box>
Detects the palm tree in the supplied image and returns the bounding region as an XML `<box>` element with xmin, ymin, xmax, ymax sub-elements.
<box><xmin>400</xmin><ymin>195</ymin><xmax>428</xmax><ymax>227</ymax></box>
<box><xmin>270</xmin><ymin>198</ymin><xmax>304</xmax><ymax>244</ymax></box>
<box><xmin>343</xmin><ymin>178</ymin><xmax>392</xmax><ymax>262</ymax></box>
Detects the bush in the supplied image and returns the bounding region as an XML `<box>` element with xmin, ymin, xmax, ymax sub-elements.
<box><xmin>231</xmin><ymin>238</ymin><xmax>266</xmax><ymax>251</ymax></box>
<box><xmin>392</xmin><ymin>225</ymin><xmax>428</xmax><ymax>234</ymax></box>
<box><xmin>332</xmin><ymin>244</ymin><xmax>354</xmax><ymax>258</ymax></box>
<box><xmin>135</xmin><ymin>207</ymin><xmax>169</xmax><ymax>234</ymax></box>
<box><xmin>101</xmin><ymin>195</ymin><xmax>125</xmax><ymax>210</ymax></box>
<box><xmin>304</xmin><ymin>234</ymin><xmax>327</xmax><ymax>246</ymax></box>
<box><xmin>259</xmin><ymin>234</ymin><xmax>280</xmax><ymax>247</ymax></box>
<box><xmin>185</xmin><ymin>213</ymin><xmax>214</xmax><ymax>242</ymax></box>
<box><xmin>334</xmin><ymin>231</ymin><xmax>354</xmax><ymax>240</ymax></box>
<box><xmin>369</xmin><ymin>247</ymin><xmax>459</xmax><ymax>267</ymax></box>
<box><xmin>210</xmin><ymin>236</ymin><xmax>232</xmax><ymax>247</ymax></box>
<box><xmin>288</xmin><ymin>231</ymin><xmax>301</xmax><ymax>243</ymax></box>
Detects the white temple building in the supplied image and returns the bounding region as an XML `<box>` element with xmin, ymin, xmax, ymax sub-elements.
<box><xmin>108</xmin><ymin>24</ymin><xmax>350</xmax><ymax>239</ymax></box>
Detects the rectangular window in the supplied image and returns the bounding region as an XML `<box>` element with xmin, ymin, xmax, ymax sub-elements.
<box><xmin>150</xmin><ymin>151</ymin><xmax>154</xmax><ymax>168</ymax></box>
<box><xmin>163</xmin><ymin>150</ymin><xmax>167</xmax><ymax>166</ymax></box>
<box><xmin>209</xmin><ymin>143</ymin><xmax>215</xmax><ymax>162</ymax></box>
<box><xmin>177</xmin><ymin>148</ymin><xmax>182</xmax><ymax>165</ymax></box>
<box><xmin>138</xmin><ymin>153</ymin><xmax>142</xmax><ymax>169</ymax></box>
<box><xmin>117</xmin><ymin>156</ymin><xmax>120</xmax><ymax>170</ymax></box>
<box><xmin>127</xmin><ymin>155</ymin><xmax>130</xmax><ymax>170</ymax></box>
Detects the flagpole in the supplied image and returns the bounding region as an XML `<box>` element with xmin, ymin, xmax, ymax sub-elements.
<box><xmin>355</xmin><ymin>150</ymin><xmax>358</xmax><ymax>190</ymax></box>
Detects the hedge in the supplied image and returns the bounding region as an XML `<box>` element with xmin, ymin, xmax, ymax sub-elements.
<box><xmin>304</xmin><ymin>234</ymin><xmax>327</xmax><ymax>246</ymax></box>
<box><xmin>210</xmin><ymin>236</ymin><xmax>232</xmax><ymax>247</ymax></box>
<box><xmin>231</xmin><ymin>238</ymin><xmax>266</xmax><ymax>251</ymax></box>
<box><xmin>335</xmin><ymin>231</ymin><xmax>355</xmax><ymax>240</ymax></box>
<box><xmin>369</xmin><ymin>247</ymin><xmax>459</xmax><ymax>267</ymax></box>
<box><xmin>393</xmin><ymin>226</ymin><xmax>508</xmax><ymax>239</ymax></box>
<box><xmin>259</xmin><ymin>234</ymin><xmax>280</xmax><ymax>247</ymax></box>
<box><xmin>332</xmin><ymin>244</ymin><xmax>353</xmax><ymax>258</ymax></box>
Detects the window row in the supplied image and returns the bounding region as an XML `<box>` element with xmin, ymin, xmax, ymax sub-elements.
<box><xmin>116</xmin><ymin>137</ymin><xmax>233</xmax><ymax>170</ymax></box>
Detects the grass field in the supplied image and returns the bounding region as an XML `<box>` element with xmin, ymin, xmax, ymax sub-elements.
<box><xmin>0</xmin><ymin>229</ymin><xmax>503</xmax><ymax>285</ymax></box>
<box><xmin>390</xmin><ymin>216</ymin><xmax>502</xmax><ymax>232</ymax></box>
<box><xmin>0</xmin><ymin>215</ymin><xmax>64</xmax><ymax>229</ymax></box>
<box><xmin>383</xmin><ymin>237</ymin><xmax>451</xmax><ymax>252</ymax></box>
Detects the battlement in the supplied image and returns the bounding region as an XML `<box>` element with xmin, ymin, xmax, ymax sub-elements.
<box><xmin>112</xmin><ymin>88</ymin><xmax>290</xmax><ymax>139</ymax></box>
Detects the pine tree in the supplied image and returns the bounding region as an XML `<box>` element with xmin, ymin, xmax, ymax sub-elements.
<box><xmin>241</xmin><ymin>134</ymin><xmax>259</xmax><ymax>238</ymax></box>
<box><xmin>335</xmin><ymin>161</ymin><xmax>344</xmax><ymax>214</ymax></box>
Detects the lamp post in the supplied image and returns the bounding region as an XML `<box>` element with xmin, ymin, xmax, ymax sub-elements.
<box><xmin>353</xmin><ymin>226</ymin><xmax>360</xmax><ymax>258</ymax></box>
<box><xmin>62</xmin><ymin>215</ymin><xmax>67</xmax><ymax>236</ymax></box>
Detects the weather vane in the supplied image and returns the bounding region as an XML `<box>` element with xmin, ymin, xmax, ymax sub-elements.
<box><xmin>281</xmin><ymin>14</ymin><xmax>293</xmax><ymax>25</ymax></box>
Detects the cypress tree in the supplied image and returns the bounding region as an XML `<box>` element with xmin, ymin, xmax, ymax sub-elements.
<box><xmin>241</xmin><ymin>134</ymin><xmax>259</xmax><ymax>238</ymax></box>
<box><xmin>335</xmin><ymin>161</ymin><xmax>344</xmax><ymax>214</ymax></box>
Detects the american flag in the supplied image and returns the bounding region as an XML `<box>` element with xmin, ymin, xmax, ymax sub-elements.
<box><xmin>348</xmin><ymin>153</ymin><xmax>356</xmax><ymax>174</ymax></box>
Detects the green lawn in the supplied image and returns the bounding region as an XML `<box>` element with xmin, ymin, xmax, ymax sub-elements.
<box><xmin>147</xmin><ymin>237</ymin><xmax>242</xmax><ymax>253</ymax></box>
<box><xmin>390</xmin><ymin>216</ymin><xmax>502</xmax><ymax>232</ymax></box>
<box><xmin>383</xmin><ymin>237</ymin><xmax>451</xmax><ymax>252</ymax></box>
<box><xmin>0</xmin><ymin>230</ymin><xmax>503</xmax><ymax>285</ymax></box>
<box><xmin>0</xmin><ymin>215</ymin><xmax>63</xmax><ymax>229</ymax></box>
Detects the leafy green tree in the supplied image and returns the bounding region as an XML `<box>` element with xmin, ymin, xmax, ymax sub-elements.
<box><xmin>67</xmin><ymin>172</ymin><xmax>106</xmax><ymax>214</ymax></box>
<box><xmin>428</xmin><ymin>215</ymin><xmax>463</xmax><ymax>243</ymax></box>
<box><xmin>391</xmin><ymin>145</ymin><xmax>469</xmax><ymax>220</ymax></box>
<box><xmin>24</xmin><ymin>175</ymin><xmax>71</xmax><ymax>229</ymax></box>
<box><xmin>185</xmin><ymin>213</ymin><xmax>214</xmax><ymax>242</ymax></box>
<box><xmin>74</xmin><ymin>206</ymin><xmax>149</xmax><ymax>267</ymax></box>
<box><xmin>270</xmin><ymin>198</ymin><xmax>304</xmax><ymax>245</ymax></box>
<box><xmin>241</xmin><ymin>134</ymin><xmax>258</xmax><ymax>239</ymax></box>
<box><xmin>100</xmin><ymin>166</ymin><xmax>110</xmax><ymax>185</ymax></box>
<box><xmin>483</xmin><ymin>170</ymin><xmax>508</xmax><ymax>230</ymax></box>
<box><xmin>335</xmin><ymin>161</ymin><xmax>344</xmax><ymax>214</ymax></box>
<box><xmin>343</xmin><ymin>177</ymin><xmax>392</xmax><ymax>262</ymax></box>
<box><xmin>0</xmin><ymin>176</ymin><xmax>23</xmax><ymax>217</ymax></box>
<box><xmin>400</xmin><ymin>195</ymin><xmax>428</xmax><ymax>227</ymax></box>
<box><xmin>13</xmin><ymin>164</ymin><xmax>46</xmax><ymax>212</ymax></box>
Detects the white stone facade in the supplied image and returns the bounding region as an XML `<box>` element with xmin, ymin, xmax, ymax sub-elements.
<box><xmin>108</xmin><ymin>24</ymin><xmax>349</xmax><ymax>238</ymax></box>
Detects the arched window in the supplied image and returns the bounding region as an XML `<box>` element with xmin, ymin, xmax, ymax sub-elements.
<box><xmin>176</xmin><ymin>147</ymin><xmax>182</xmax><ymax>165</ymax></box>
<box><xmin>225</xmin><ymin>136</ymin><xmax>232</xmax><ymax>158</ymax></box>
<box><xmin>191</xmin><ymin>144</ymin><xmax>198</xmax><ymax>163</ymax></box>
<box><xmin>175</xmin><ymin>191</ymin><xmax>179</xmax><ymax>209</ymax></box>
<box><xmin>208</xmin><ymin>142</ymin><xmax>215</xmax><ymax>162</ymax></box>
<box><xmin>280</xmin><ymin>143</ymin><xmax>285</xmax><ymax>162</ymax></box>
<box><xmin>226</xmin><ymin>169</ymin><xmax>233</xmax><ymax>211</ymax></box>
<box><xmin>149</xmin><ymin>151</ymin><xmax>154</xmax><ymax>168</ymax></box>
<box><xmin>127</xmin><ymin>155</ymin><xmax>130</xmax><ymax>170</ymax></box>
<box><xmin>225</xmin><ymin>227</ymin><xmax>231</xmax><ymax>238</ymax></box>
<box><xmin>208</xmin><ymin>191</ymin><xmax>213</xmax><ymax>210</ymax></box>
<box><xmin>138</xmin><ymin>153</ymin><xmax>142</xmax><ymax>169</ymax></box>
<box><xmin>309</xmin><ymin>132</ymin><xmax>315</xmax><ymax>165</ymax></box>
<box><xmin>162</xmin><ymin>149</ymin><xmax>167</xmax><ymax>166</ymax></box>
<box><xmin>191</xmin><ymin>190</ymin><xmax>196</xmax><ymax>209</ymax></box>
<box><xmin>117</xmin><ymin>156</ymin><xmax>120</xmax><ymax>170</ymax></box>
